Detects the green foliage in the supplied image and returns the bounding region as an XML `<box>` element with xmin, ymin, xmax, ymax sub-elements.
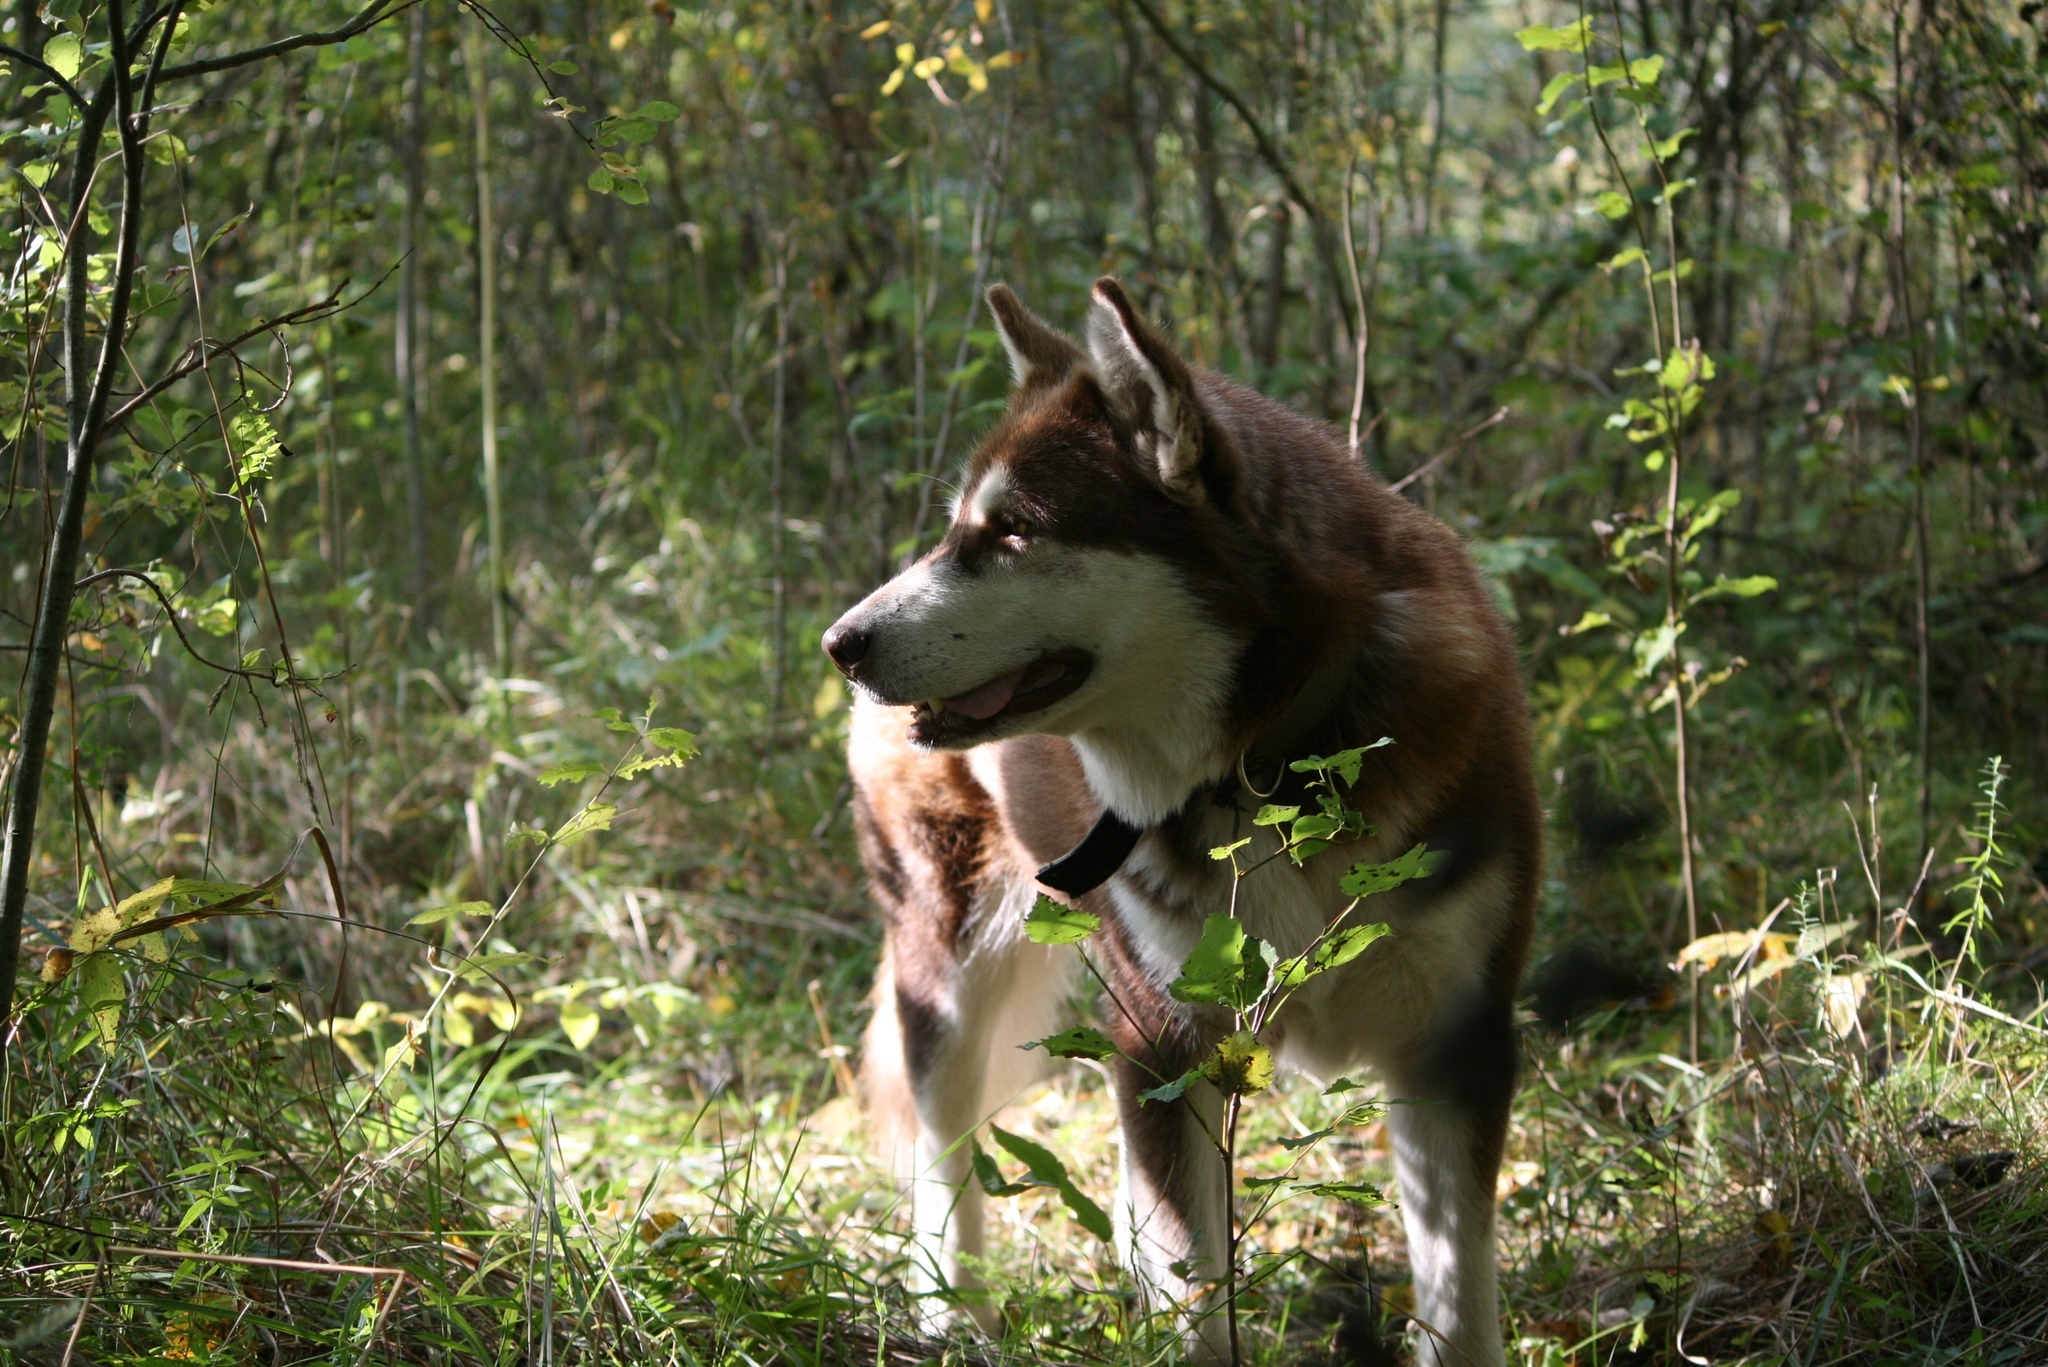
<box><xmin>0</xmin><ymin>0</ymin><xmax>2041</xmax><ymax>1360</ymax></box>
<box><xmin>1023</xmin><ymin>894</ymin><xmax>1100</xmax><ymax>944</ymax></box>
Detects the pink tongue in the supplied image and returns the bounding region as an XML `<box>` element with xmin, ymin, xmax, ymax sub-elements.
<box><xmin>941</xmin><ymin>666</ymin><xmax>1025</xmax><ymax>720</ymax></box>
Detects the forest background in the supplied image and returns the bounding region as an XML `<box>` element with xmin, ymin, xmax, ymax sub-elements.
<box><xmin>0</xmin><ymin>0</ymin><xmax>2044</xmax><ymax>1363</ymax></box>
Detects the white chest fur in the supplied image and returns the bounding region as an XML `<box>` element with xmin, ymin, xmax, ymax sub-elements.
<box><xmin>1105</xmin><ymin>809</ymin><xmax>1505</xmax><ymax>1084</ymax></box>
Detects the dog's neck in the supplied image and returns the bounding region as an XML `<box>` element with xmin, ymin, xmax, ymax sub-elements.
<box><xmin>1041</xmin><ymin>646</ymin><xmax>1357</xmax><ymax>895</ymax></box>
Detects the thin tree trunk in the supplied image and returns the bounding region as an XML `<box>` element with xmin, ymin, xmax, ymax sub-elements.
<box><xmin>399</xmin><ymin>5</ymin><xmax>429</xmax><ymax>624</ymax></box>
<box><xmin>1254</xmin><ymin>201</ymin><xmax>1290</xmax><ymax>375</ymax></box>
<box><xmin>468</xmin><ymin>28</ymin><xmax>507</xmax><ymax>675</ymax></box>
<box><xmin>768</xmin><ymin>235</ymin><xmax>789</xmax><ymax>736</ymax></box>
<box><xmin>1423</xmin><ymin>0</ymin><xmax>1449</xmax><ymax>238</ymax></box>
<box><xmin>0</xmin><ymin>2</ymin><xmax>157</xmax><ymax>1045</ymax></box>
<box><xmin>1891</xmin><ymin>5</ymin><xmax>1933</xmax><ymax>866</ymax></box>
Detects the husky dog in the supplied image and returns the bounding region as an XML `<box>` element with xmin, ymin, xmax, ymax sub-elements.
<box><xmin>824</xmin><ymin>279</ymin><xmax>1536</xmax><ymax>1366</ymax></box>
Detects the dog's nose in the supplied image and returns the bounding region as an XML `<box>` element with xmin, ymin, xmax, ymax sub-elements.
<box><xmin>822</xmin><ymin>622</ymin><xmax>870</xmax><ymax>676</ymax></box>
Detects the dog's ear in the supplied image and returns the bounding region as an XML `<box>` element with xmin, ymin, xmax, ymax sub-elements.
<box><xmin>987</xmin><ymin>284</ymin><xmax>1083</xmax><ymax>389</ymax></box>
<box><xmin>1084</xmin><ymin>277</ymin><xmax>1205</xmax><ymax>503</ymax></box>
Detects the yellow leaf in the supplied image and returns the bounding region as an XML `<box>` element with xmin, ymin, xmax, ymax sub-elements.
<box><xmin>985</xmin><ymin>50</ymin><xmax>1019</xmax><ymax>69</ymax></box>
<box><xmin>860</xmin><ymin>19</ymin><xmax>891</xmax><ymax>39</ymax></box>
<box><xmin>560</xmin><ymin>996</ymin><xmax>601</xmax><ymax>1051</ymax></box>
<box><xmin>1203</xmin><ymin>1031</ymin><xmax>1275</xmax><ymax>1096</ymax></box>
<box><xmin>638</xmin><ymin>1209</ymin><xmax>682</xmax><ymax>1242</ymax></box>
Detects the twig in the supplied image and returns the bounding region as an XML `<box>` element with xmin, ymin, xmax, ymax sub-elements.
<box><xmin>1386</xmin><ymin>406</ymin><xmax>1509</xmax><ymax>493</ymax></box>
<box><xmin>154</xmin><ymin>0</ymin><xmax>410</xmax><ymax>83</ymax></box>
<box><xmin>72</xmin><ymin>567</ymin><xmax>336</xmax><ymax>686</ymax></box>
<box><xmin>0</xmin><ymin>42</ymin><xmax>87</xmax><ymax>108</ymax></box>
<box><xmin>103</xmin><ymin>279</ymin><xmax>380</xmax><ymax>430</ymax></box>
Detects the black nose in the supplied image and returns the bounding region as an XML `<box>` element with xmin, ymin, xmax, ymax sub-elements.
<box><xmin>823</xmin><ymin>622</ymin><xmax>869</xmax><ymax>676</ymax></box>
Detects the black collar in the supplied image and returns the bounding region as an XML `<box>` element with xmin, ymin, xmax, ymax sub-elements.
<box><xmin>1035</xmin><ymin>649</ymin><xmax>1356</xmax><ymax>898</ymax></box>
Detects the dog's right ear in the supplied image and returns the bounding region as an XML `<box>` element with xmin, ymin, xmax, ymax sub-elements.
<box><xmin>987</xmin><ymin>284</ymin><xmax>1084</xmax><ymax>390</ymax></box>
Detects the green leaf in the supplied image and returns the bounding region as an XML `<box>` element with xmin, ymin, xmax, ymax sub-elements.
<box><xmin>553</xmin><ymin>801</ymin><xmax>617</xmax><ymax>847</ymax></box>
<box><xmin>1276</xmin><ymin>921</ymin><xmax>1394</xmax><ymax>988</ymax></box>
<box><xmin>1139</xmin><ymin>1068</ymin><xmax>1202</xmax><ymax>1104</ymax></box>
<box><xmin>174</xmin><ymin>1193</ymin><xmax>213</xmax><ymax>1236</ymax></box>
<box><xmin>1339</xmin><ymin>844</ymin><xmax>1443</xmax><ymax>899</ymax></box>
<box><xmin>1023</xmin><ymin>1025</ymin><xmax>1118</xmax><ymax>1060</ymax></box>
<box><xmin>1289</xmin><ymin>1179</ymin><xmax>1389</xmax><ymax>1206</ymax></box>
<box><xmin>1601</xmin><ymin>246</ymin><xmax>1647</xmax><ymax>273</ymax></box>
<box><xmin>587</xmin><ymin>167</ymin><xmax>616</xmax><ymax>194</ymax></box>
<box><xmin>590</xmin><ymin>706</ymin><xmax>638</xmax><ymax>733</ymax></box>
<box><xmin>1024</xmin><ymin>894</ymin><xmax>1100</xmax><ymax>944</ymax></box>
<box><xmin>612</xmin><ymin>117</ymin><xmax>660</xmax><ymax>145</ymax></box>
<box><xmin>644</xmin><ymin>726</ymin><xmax>698</xmax><ymax>756</ymax></box>
<box><xmin>635</xmin><ymin>100</ymin><xmax>682</xmax><ymax>121</ymax></box>
<box><xmin>615</xmin><ymin>178</ymin><xmax>650</xmax><ymax>206</ymax></box>
<box><xmin>408</xmin><ymin>900</ymin><xmax>493</xmax><ymax>926</ymax></box>
<box><xmin>457</xmin><ymin>950</ymin><xmax>535</xmax><ymax>982</ymax></box>
<box><xmin>538</xmin><ymin>761</ymin><xmax>606</xmax><ymax>787</ymax></box>
<box><xmin>1287</xmin><ymin>740</ymin><xmax>1390</xmax><ymax>786</ymax></box>
<box><xmin>229</xmin><ymin>412</ymin><xmax>282</xmax><ymax>488</ymax></box>
<box><xmin>1323</xmin><ymin>1075</ymin><xmax>1369</xmax><ymax>1095</ymax></box>
<box><xmin>1253</xmin><ymin>804</ymin><xmax>1300</xmax><ymax>828</ymax></box>
<box><xmin>1210</xmin><ymin>837</ymin><xmax>1252</xmax><ymax>862</ymax></box>
<box><xmin>971</xmin><ymin>1137</ymin><xmax>1033</xmax><ymax>1196</ymax></box>
<box><xmin>1536</xmin><ymin>70</ymin><xmax>1581</xmax><ymax>116</ymax></box>
<box><xmin>1651</xmin><ymin>127</ymin><xmax>1696</xmax><ymax>161</ymax></box>
<box><xmin>1691</xmin><ymin>573</ymin><xmax>1778</xmax><ymax>606</ymax></box>
<box><xmin>1593</xmin><ymin>189</ymin><xmax>1632</xmax><ymax>220</ymax></box>
<box><xmin>1516</xmin><ymin>18</ymin><xmax>1592</xmax><ymax>52</ymax></box>
<box><xmin>548</xmin><ymin>60</ymin><xmax>580</xmax><ymax>75</ymax></box>
<box><xmin>1168</xmin><ymin>914</ymin><xmax>1248</xmax><ymax>1005</ymax></box>
<box><xmin>989</xmin><ymin>1126</ymin><xmax>1113</xmax><ymax>1242</ymax></box>
<box><xmin>43</xmin><ymin>32</ymin><xmax>82</xmax><ymax>80</ymax></box>
<box><xmin>77</xmin><ymin>954</ymin><xmax>125</xmax><ymax>1052</ymax></box>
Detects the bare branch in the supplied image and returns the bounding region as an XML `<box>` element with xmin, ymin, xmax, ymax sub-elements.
<box><xmin>73</xmin><ymin>568</ymin><xmax>340</xmax><ymax>688</ymax></box>
<box><xmin>104</xmin><ymin>269</ymin><xmax>390</xmax><ymax>429</ymax></box>
<box><xmin>155</xmin><ymin>0</ymin><xmax>409</xmax><ymax>84</ymax></box>
<box><xmin>0</xmin><ymin>43</ymin><xmax>86</xmax><ymax>109</ymax></box>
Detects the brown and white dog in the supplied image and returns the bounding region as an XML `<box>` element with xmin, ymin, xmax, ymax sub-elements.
<box><xmin>824</xmin><ymin>279</ymin><xmax>1537</xmax><ymax>1366</ymax></box>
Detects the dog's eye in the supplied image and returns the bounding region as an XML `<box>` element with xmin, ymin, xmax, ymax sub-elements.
<box><xmin>998</xmin><ymin>515</ymin><xmax>1031</xmax><ymax>544</ymax></box>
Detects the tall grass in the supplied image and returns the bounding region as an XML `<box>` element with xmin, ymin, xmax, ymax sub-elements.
<box><xmin>5</xmin><ymin>566</ymin><xmax>2040</xmax><ymax>1366</ymax></box>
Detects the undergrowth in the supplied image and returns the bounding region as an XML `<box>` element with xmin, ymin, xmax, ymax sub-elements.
<box><xmin>2</xmin><ymin>592</ymin><xmax>2042</xmax><ymax>1367</ymax></box>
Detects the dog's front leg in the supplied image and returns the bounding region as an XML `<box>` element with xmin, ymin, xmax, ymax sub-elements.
<box><xmin>1111</xmin><ymin>1054</ymin><xmax>1234</xmax><ymax>1362</ymax></box>
<box><xmin>867</xmin><ymin>920</ymin><xmax>1070</xmax><ymax>1337</ymax></box>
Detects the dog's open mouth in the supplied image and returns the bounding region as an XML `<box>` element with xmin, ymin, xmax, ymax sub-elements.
<box><xmin>908</xmin><ymin>648</ymin><xmax>1092</xmax><ymax>746</ymax></box>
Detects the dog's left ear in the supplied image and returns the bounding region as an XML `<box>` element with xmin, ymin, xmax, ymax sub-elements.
<box><xmin>1085</xmin><ymin>277</ymin><xmax>1205</xmax><ymax>503</ymax></box>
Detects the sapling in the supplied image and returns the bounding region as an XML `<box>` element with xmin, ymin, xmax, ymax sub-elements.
<box><xmin>1522</xmin><ymin>5</ymin><xmax>1777</xmax><ymax>1063</ymax></box>
<box><xmin>974</xmin><ymin>742</ymin><xmax>1438</xmax><ymax>1364</ymax></box>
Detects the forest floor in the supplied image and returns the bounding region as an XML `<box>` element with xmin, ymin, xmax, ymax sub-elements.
<box><xmin>4</xmin><ymin>682</ymin><xmax>2045</xmax><ymax>1366</ymax></box>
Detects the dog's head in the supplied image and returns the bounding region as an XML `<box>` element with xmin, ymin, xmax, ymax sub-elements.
<box><xmin>823</xmin><ymin>279</ymin><xmax>1248</xmax><ymax>782</ymax></box>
